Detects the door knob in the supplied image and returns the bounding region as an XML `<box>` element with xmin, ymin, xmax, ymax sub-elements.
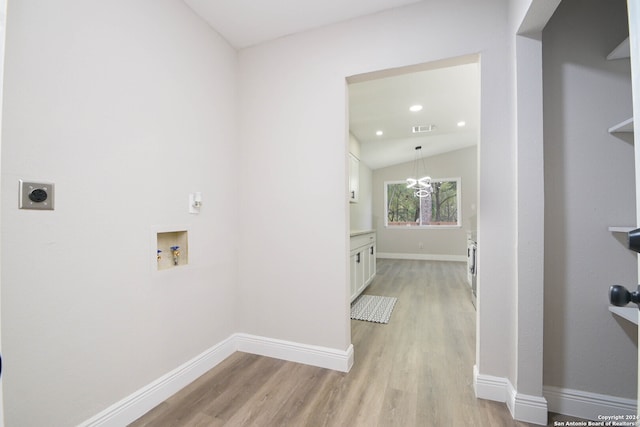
<box><xmin>627</xmin><ymin>228</ymin><xmax>640</xmax><ymax>253</ymax></box>
<box><xmin>609</xmin><ymin>285</ymin><xmax>640</xmax><ymax>309</ymax></box>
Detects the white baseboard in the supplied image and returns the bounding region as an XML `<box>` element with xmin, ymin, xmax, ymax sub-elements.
<box><xmin>474</xmin><ymin>369</ymin><xmax>638</xmax><ymax>424</ymax></box>
<box><xmin>474</xmin><ymin>365</ymin><xmax>509</xmax><ymax>402</ymax></box>
<box><xmin>235</xmin><ymin>333</ymin><xmax>354</xmax><ymax>373</ymax></box>
<box><xmin>78</xmin><ymin>335</ymin><xmax>237</xmax><ymax>427</ymax></box>
<box><xmin>508</xmin><ymin>384</ymin><xmax>549</xmax><ymax>425</ymax></box>
<box><xmin>79</xmin><ymin>334</ymin><xmax>353</xmax><ymax>426</ymax></box>
<box><xmin>474</xmin><ymin>366</ymin><xmax>549</xmax><ymax>426</ymax></box>
<box><xmin>544</xmin><ymin>385</ymin><xmax>637</xmax><ymax>421</ymax></box>
<box><xmin>377</xmin><ymin>252</ymin><xmax>466</xmax><ymax>262</ymax></box>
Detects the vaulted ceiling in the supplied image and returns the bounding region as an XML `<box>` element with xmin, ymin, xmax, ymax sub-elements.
<box><xmin>182</xmin><ymin>0</ymin><xmax>479</xmax><ymax>170</ymax></box>
<box><xmin>349</xmin><ymin>60</ymin><xmax>479</xmax><ymax>170</ymax></box>
<box><xmin>182</xmin><ymin>0</ymin><xmax>424</xmax><ymax>48</ymax></box>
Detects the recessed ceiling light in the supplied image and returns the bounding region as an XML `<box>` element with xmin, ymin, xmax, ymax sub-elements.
<box><xmin>409</xmin><ymin>105</ymin><xmax>423</xmax><ymax>112</ymax></box>
<box><xmin>457</xmin><ymin>121</ymin><xmax>466</xmax><ymax>127</ymax></box>
<box><xmin>376</xmin><ymin>130</ymin><xmax>383</xmax><ymax>136</ymax></box>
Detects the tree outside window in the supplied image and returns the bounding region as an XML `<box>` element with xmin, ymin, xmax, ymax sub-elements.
<box><xmin>385</xmin><ymin>178</ymin><xmax>460</xmax><ymax>227</ymax></box>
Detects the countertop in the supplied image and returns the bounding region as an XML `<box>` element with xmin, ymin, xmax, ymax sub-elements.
<box><xmin>350</xmin><ymin>229</ymin><xmax>375</xmax><ymax>237</ymax></box>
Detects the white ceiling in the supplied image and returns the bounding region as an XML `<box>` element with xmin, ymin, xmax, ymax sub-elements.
<box><xmin>182</xmin><ymin>0</ymin><xmax>423</xmax><ymax>49</ymax></box>
<box><xmin>349</xmin><ymin>61</ymin><xmax>480</xmax><ymax>170</ymax></box>
<box><xmin>181</xmin><ymin>0</ymin><xmax>479</xmax><ymax>171</ymax></box>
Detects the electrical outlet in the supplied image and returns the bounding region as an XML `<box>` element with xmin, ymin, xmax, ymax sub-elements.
<box><xmin>19</xmin><ymin>180</ymin><xmax>55</xmax><ymax>210</ymax></box>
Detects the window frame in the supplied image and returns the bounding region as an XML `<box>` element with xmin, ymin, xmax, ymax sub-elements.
<box><xmin>383</xmin><ymin>177</ymin><xmax>462</xmax><ymax>229</ymax></box>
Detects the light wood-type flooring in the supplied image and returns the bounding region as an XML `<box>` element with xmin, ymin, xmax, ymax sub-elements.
<box><xmin>130</xmin><ymin>259</ymin><xmax>587</xmax><ymax>427</ymax></box>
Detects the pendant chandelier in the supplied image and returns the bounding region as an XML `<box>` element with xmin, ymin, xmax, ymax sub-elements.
<box><xmin>406</xmin><ymin>145</ymin><xmax>433</xmax><ymax>198</ymax></box>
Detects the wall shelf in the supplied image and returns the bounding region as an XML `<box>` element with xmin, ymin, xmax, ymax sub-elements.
<box><xmin>608</xmin><ymin>117</ymin><xmax>634</xmax><ymax>134</ymax></box>
<box><xmin>607</xmin><ymin>37</ymin><xmax>630</xmax><ymax>60</ymax></box>
<box><xmin>609</xmin><ymin>226</ymin><xmax>638</xmax><ymax>233</ymax></box>
<box><xmin>608</xmin><ymin>226</ymin><xmax>635</xmax><ymax>233</ymax></box>
<box><xmin>609</xmin><ymin>306</ymin><xmax>638</xmax><ymax>325</ymax></box>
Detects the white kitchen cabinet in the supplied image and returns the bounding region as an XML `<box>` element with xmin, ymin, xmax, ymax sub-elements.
<box><xmin>359</xmin><ymin>243</ymin><xmax>376</xmax><ymax>295</ymax></box>
<box><xmin>350</xmin><ymin>231</ymin><xmax>376</xmax><ymax>302</ymax></box>
<box><xmin>350</xmin><ymin>250</ymin><xmax>363</xmax><ymax>299</ymax></box>
<box><xmin>348</xmin><ymin>153</ymin><xmax>359</xmax><ymax>203</ymax></box>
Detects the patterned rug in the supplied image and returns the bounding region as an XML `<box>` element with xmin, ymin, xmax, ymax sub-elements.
<box><xmin>350</xmin><ymin>295</ymin><xmax>397</xmax><ymax>324</ymax></box>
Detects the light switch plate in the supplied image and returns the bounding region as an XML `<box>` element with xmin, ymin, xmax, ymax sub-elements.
<box><xmin>19</xmin><ymin>180</ymin><xmax>55</xmax><ymax>210</ymax></box>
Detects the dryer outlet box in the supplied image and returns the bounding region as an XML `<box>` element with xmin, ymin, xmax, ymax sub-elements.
<box><xmin>19</xmin><ymin>180</ymin><xmax>55</xmax><ymax>210</ymax></box>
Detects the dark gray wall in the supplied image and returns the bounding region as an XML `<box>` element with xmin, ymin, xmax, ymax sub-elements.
<box><xmin>543</xmin><ymin>0</ymin><xmax>637</xmax><ymax>399</ymax></box>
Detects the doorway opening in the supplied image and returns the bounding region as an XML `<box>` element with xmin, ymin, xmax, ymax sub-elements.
<box><xmin>346</xmin><ymin>53</ymin><xmax>481</xmax><ymax>362</ymax></box>
<box><xmin>346</xmin><ymin>55</ymin><xmax>480</xmax><ymax>289</ymax></box>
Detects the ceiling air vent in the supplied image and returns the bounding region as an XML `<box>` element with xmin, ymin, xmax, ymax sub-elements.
<box><xmin>412</xmin><ymin>125</ymin><xmax>436</xmax><ymax>133</ymax></box>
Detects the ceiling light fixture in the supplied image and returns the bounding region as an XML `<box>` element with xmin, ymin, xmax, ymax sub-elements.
<box><xmin>457</xmin><ymin>121</ymin><xmax>466</xmax><ymax>127</ymax></box>
<box><xmin>409</xmin><ymin>105</ymin><xmax>423</xmax><ymax>112</ymax></box>
<box><xmin>376</xmin><ymin>130</ymin><xmax>383</xmax><ymax>136</ymax></box>
<box><xmin>406</xmin><ymin>146</ymin><xmax>433</xmax><ymax>199</ymax></box>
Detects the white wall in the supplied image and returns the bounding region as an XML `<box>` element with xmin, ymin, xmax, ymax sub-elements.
<box><xmin>0</xmin><ymin>0</ymin><xmax>239</xmax><ymax>425</ymax></box>
<box><xmin>0</xmin><ymin>0</ymin><xmax>6</xmax><ymax>424</ymax></box>
<box><xmin>508</xmin><ymin>1</ymin><xmax>561</xmax><ymax>421</ymax></box>
<box><xmin>543</xmin><ymin>0</ymin><xmax>637</xmax><ymax>401</ymax></box>
<box><xmin>373</xmin><ymin>146</ymin><xmax>477</xmax><ymax>258</ymax></box>
<box><xmin>237</xmin><ymin>0</ymin><xmax>515</xmax><ymax>380</ymax></box>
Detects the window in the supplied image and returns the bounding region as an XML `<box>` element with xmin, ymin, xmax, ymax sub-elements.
<box><xmin>384</xmin><ymin>178</ymin><xmax>461</xmax><ymax>228</ymax></box>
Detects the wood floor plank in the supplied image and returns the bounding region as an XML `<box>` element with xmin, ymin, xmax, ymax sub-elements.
<box><xmin>130</xmin><ymin>259</ymin><xmax>588</xmax><ymax>427</ymax></box>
